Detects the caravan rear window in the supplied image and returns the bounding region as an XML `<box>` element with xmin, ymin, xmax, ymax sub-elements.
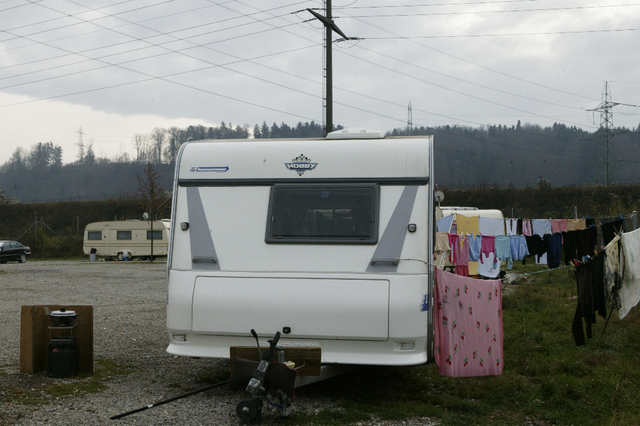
<box><xmin>266</xmin><ymin>184</ymin><xmax>378</xmax><ymax>244</ymax></box>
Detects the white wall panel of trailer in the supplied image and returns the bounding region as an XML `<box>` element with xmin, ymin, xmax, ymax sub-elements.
<box><xmin>166</xmin><ymin>135</ymin><xmax>434</xmax><ymax>366</ymax></box>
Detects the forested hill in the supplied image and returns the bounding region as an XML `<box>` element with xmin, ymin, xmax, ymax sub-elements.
<box><xmin>1</xmin><ymin>121</ymin><xmax>639</xmax><ymax>203</ymax></box>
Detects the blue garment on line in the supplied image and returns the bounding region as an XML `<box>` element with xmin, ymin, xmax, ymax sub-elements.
<box><xmin>495</xmin><ymin>235</ymin><xmax>513</xmax><ymax>269</ymax></box>
<box><xmin>437</xmin><ymin>215</ymin><xmax>454</xmax><ymax>233</ymax></box>
<box><xmin>510</xmin><ymin>235</ymin><xmax>530</xmax><ymax>261</ymax></box>
<box><xmin>468</xmin><ymin>234</ymin><xmax>482</xmax><ymax>262</ymax></box>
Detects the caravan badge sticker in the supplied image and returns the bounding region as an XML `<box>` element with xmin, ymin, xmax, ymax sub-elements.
<box><xmin>189</xmin><ymin>166</ymin><xmax>229</xmax><ymax>173</ymax></box>
<box><xmin>285</xmin><ymin>154</ymin><xmax>317</xmax><ymax>176</ymax></box>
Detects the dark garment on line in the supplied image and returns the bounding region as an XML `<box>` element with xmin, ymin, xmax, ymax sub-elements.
<box><xmin>592</xmin><ymin>254</ymin><xmax>606</xmax><ymax>318</ymax></box>
<box><xmin>525</xmin><ymin>235</ymin><xmax>545</xmax><ymax>258</ymax></box>
<box><xmin>576</xmin><ymin>227</ymin><xmax>597</xmax><ymax>259</ymax></box>
<box><xmin>545</xmin><ymin>233</ymin><xmax>563</xmax><ymax>269</ymax></box>
<box><xmin>563</xmin><ymin>230</ymin><xmax>578</xmax><ymax>265</ymax></box>
<box><xmin>601</xmin><ymin>219</ymin><xmax>624</xmax><ymax>246</ymax></box>
<box><xmin>572</xmin><ymin>254</ymin><xmax>607</xmax><ymax>346</ymax></box>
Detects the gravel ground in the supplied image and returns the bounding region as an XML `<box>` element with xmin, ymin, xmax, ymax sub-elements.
<box><xmin>0</xmin><ymin>261</ymin><xmax>438</xmax><ymax>426</ymax></box>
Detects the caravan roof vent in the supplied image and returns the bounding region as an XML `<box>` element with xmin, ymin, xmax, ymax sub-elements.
<box><xmin>325</xmin><ymin>128</ymin><xmax>385</xmax><ymax>140</ymax></box>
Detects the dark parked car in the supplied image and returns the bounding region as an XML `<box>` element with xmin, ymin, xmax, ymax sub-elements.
<box><xmin>0</xmin><ymin>241</ymin><xmax>31</xmax><ymax>263</ymax></box>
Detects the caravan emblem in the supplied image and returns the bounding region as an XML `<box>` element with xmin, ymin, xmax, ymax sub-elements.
<box><xmin>189</xmin><ymin>166</ymin><xmax>229</xmax><ymax>173</ymax></box>
<box><xmin>285</xmin><ymin>154</ymin><xmax>317</xmax><ymax>176</ymax></box>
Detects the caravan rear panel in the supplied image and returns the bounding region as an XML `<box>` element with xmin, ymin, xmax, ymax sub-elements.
<box><xmin>167</xmin><ymin>135</ymin><xmax>434</xmax><ymax>366</ymax></box>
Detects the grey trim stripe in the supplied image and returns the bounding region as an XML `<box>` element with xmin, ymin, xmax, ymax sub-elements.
<box><xmin>367</xmin><ymin>186</ymin><xmax>419</xmax><ymax>273</ymax></box>
<box><xmin>178</xmin><ymin>177</ymin><xmax>428</xmax><ymax>187</ymax></box>
<box><xmin>186</xmin><ymin>187</ymin><xmax>220</xmax><ymax>270</ymax></box>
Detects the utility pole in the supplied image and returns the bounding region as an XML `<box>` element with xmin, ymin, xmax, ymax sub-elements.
<box><xmin>308</xmin><ymin>2</ymin><xmax>357</xmax><ymax>136</ymax></box>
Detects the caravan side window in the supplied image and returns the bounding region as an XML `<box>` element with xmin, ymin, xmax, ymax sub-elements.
<box><xmin>117</xmin><ymin>231</ymin><xmax>132</xmax><ymax>240</ymax></box>
<box><xmin>147</xmin><ymin>230</ymin><xmax>163</xmax><ymax>240</ymax></box>
<box><xmin>266</xmin><ymin>184</ymin><xmax>379</xmax><ymax>244</ymax></box>
<box><xmin>87</xmin><ymin>231</ymin><xmax>102</xmax><ymax>240</ymax></box>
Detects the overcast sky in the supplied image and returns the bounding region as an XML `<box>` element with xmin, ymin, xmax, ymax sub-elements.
<box><xmin>1</xmin><ymin>0</ymin><xmax>638</xmax><ymax>164</ymax></box>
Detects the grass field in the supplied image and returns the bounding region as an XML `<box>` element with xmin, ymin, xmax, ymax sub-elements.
<box><xmin>294</xmin><ymin>260</ymin><xmax>640</xmax><ymax>425</ymax></box>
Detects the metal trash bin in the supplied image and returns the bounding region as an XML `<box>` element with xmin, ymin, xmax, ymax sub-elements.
<box><xmin>89</xmin><ymin>248</ymin><xmax>97</xmax><ymax>262</ymax></box>
<box><xmin>47</xmin><ymin>308</ymin><xmax>79</xmax><ymax>378</ymax></box>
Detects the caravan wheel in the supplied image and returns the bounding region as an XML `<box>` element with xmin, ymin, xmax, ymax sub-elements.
<box><xmin>117</xmin><ymin>252</ymin><xmax>124</xmax><ymax>261</ymax></box>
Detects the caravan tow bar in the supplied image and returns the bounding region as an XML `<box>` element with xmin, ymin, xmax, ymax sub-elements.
<box><xmin>110</xmin><ymin>379</ymin><xmax>229</xmax><ymax>420</ymax></box>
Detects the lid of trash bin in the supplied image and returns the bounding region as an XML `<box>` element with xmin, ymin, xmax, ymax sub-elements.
<box><xmin>50</xmin><ymin>307</ymin><xmax>78</xmax><ymax>317</ymax></box>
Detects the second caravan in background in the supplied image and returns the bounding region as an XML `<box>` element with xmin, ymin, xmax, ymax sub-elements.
<box><xmin>83</xmin><ymin>220</ymin><xmax>170</xmax><ymax>260</ymax></box>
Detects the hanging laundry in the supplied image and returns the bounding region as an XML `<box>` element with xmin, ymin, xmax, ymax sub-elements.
<box><xmin>434</xmin><ymin>268</ymin><xmax>503</xmax><ymax>377</ymax></box>
<box><xmin>456</xmin><ymin>214</ymin><xmax>479</xmax><ymax>234</ymax></box>
<box><xmin>478</xmin><ymin>217</ymin><xmax>505</xmax><ymax>236</ymax></box>
<box><xmin>602</xmin><ymin>219</ymin><xmax>624</xmax><ymax>247</ymax></box>
<box><xmin>576</xmin><ymin>227</ymin><xmax>598</xmax><ymax>259</ymax></box>
<box><xmin>477</xmin><ymin>252</ymin><xmax>501</xmax><ymax>278</ymax></box>
<box><xmin>619</xmin><ymin>228</ymin><xmax>640</xmax><ymax>319</ymax></box>
<box><xmin>545</xmin><ymin>233</ymin><xmax>563</xmax><ymax>269</ymax></box>
<box><xmin>456</xmin><ymin>235</ymin><xmax>470</xmax><ymax>277</ymax></box>
<box><xmin>532</xmin><ymin>219</ymin><xmax>552</xmax><ymax>236</ymax></box>
<box><xmin>563</xmin><ymin>230</ymin><xmax>578</xmax><ymax>265</ymax></box>
<box><xmin>506</xmin><ymin>218</ymin><xmax>518</xmax><ymax>236</ymax></box>
<box><xmin>435</xmin><ymin>232</ymin><xmax>451</xmax><ymax>252</ymax></box>
<box><xmin>437</xmin><ymin>215</ymin><xmax>454</xmax><ymax>233</ymax></box>
<box><xmin>448</xmin><ymin>234</ymin><xmax>460</xmax><ymax>266</ymax></box>
<box><xmin>509</xmin><ymin>235</ymin><xmax>529</xmax><ymax>262</ymax></box>
<box><xmin>551</xmin><ymin>219</ymin><xmax>567</xmax><ymax>234</ymax></box>
<box><xmin>468</xmin><ymin>234</ymin><xmax>482</xmax><ymax>262</ymax></box>
<box><xmin>522</xmin><ymin>219</ymin><xmax>533</xmax><ymax>237</ymax></box>
<box><xmin>572</xmin><ymin>255</ymin><xmax>606</xmax><ymax>346</ymax></box>
<box><xmin>456</xmin><ymin>214</ymin><xmax>480</xmax><ymax>275</ymax></box>
<box><xmin>532</xmin><ymin>219</ymin><xmax>552</xmax><ymax>265</ymax></box>
<box><xmin>604</xmin><ymin>235</ymin><xmax>622</xmax><ymax>311</ymax></box>
<box><xmin>477</xmin><ymin>235</ymin><xmax>500</xmax><ymax>278</ymax></box>
<box><xmin>566</xmin><ymin>218</ymin><xmax>586</xmax><ymax>231</ymax></box>
<box><xmin>494</xmin><ymin>235</ymin><xmax>512</xmax><ymax>269</ymax></box>
<box><xmin>480</xmin><ymin>235</ymin><xmax>496</xmax><ymax>262</ymax></box>
<box><xmin>525</xmin><ymin>234</ymin><xmax>546</xmax><ymax>260</ymax></box>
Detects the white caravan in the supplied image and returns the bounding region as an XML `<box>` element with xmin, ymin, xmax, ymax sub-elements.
<box><xmin>83</xmin><ymin>220</ymin><xmax>170</xmax><ymax>260</ymax></box>
<box><xmin>166</xmin><ymin>130</ymin><xmax>435</xmax><ymax>366</ymax></box>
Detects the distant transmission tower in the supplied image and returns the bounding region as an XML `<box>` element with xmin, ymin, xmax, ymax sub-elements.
<box><xmin>586</xmin><ymin>82</ymin><xmax>639</xmax><ymax>186</ymax></box>
<box><xmin>76</xmin><ymin>126</ymin><xmax>85</xmax><ymax>163</ymax></box>
<box><xmin>407</xmin><ymin>102</ymin><xmax>413</xmax><ymax>134</ymax></box>
<box><xmin>592</xmin><ymin>82</ymin><xmax>618</xmax><ymax>185</ymax></box>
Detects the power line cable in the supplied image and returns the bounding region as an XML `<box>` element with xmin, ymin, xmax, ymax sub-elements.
<box><xmin>336</xmin><ymin>3</ymin><xmax>640</xmax><ymax>18</ymax></box>
<box><xmin>0</xmin><ymin>0</ymin><xmax>176</xmax><ymax>44</ymax></box>
<box><xmin>0</xmin><ymin>13</ymin><xmax>309</xmax><ymax>89</ymax></box>
<box><xmin>0</xmin><ymin>23</ymin><xmax>320</xmax><ymax>122</ymax></box>
<box><xmin>0</xmin><ymin>1</ymin><xmax>230</xmax><ymax>54</ymax></box>
<box><xmin>335</xmin><ymin>0</ymin><xmax>574</xmax><ymax>9</ymax></box>
<box><xmin>360</xmin><ymin>27</ymin><xmax>640</xmax><ymax>38</ymax></box>
<box><xmin>0</xmin><ymin>2</ymin><xmax>306</xmax><ymax>72</ymax></box>
<box><xmin>333</xmin><ymin>6</ymin><xmax>603</xmax><ymax>104</ymax></box>
<box><xmin>1</xmin><ymin>0</ymin><xmax>134</xmax><ymax>33</ymax></box>
<box><xmin>0</xmin><ymin>0</ymin><xmax>331</xmax><ymax>125</ymax></box>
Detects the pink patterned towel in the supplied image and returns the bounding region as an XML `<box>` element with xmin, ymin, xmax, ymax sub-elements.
<box><xmin>434</xmin><ymin>267</ymin><xmax>504</xmax><ymax>377</ymax></box>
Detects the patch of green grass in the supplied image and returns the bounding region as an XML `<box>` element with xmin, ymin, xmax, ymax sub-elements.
<box><xmin>1</xmin><ymin>359</ymin><xmax>136</xmax><ymax>406</ymax></box>
<box><xmin>291</xmin><ymin>260</ymin><xmax>640</xmax><ymax>425</ymax></box>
